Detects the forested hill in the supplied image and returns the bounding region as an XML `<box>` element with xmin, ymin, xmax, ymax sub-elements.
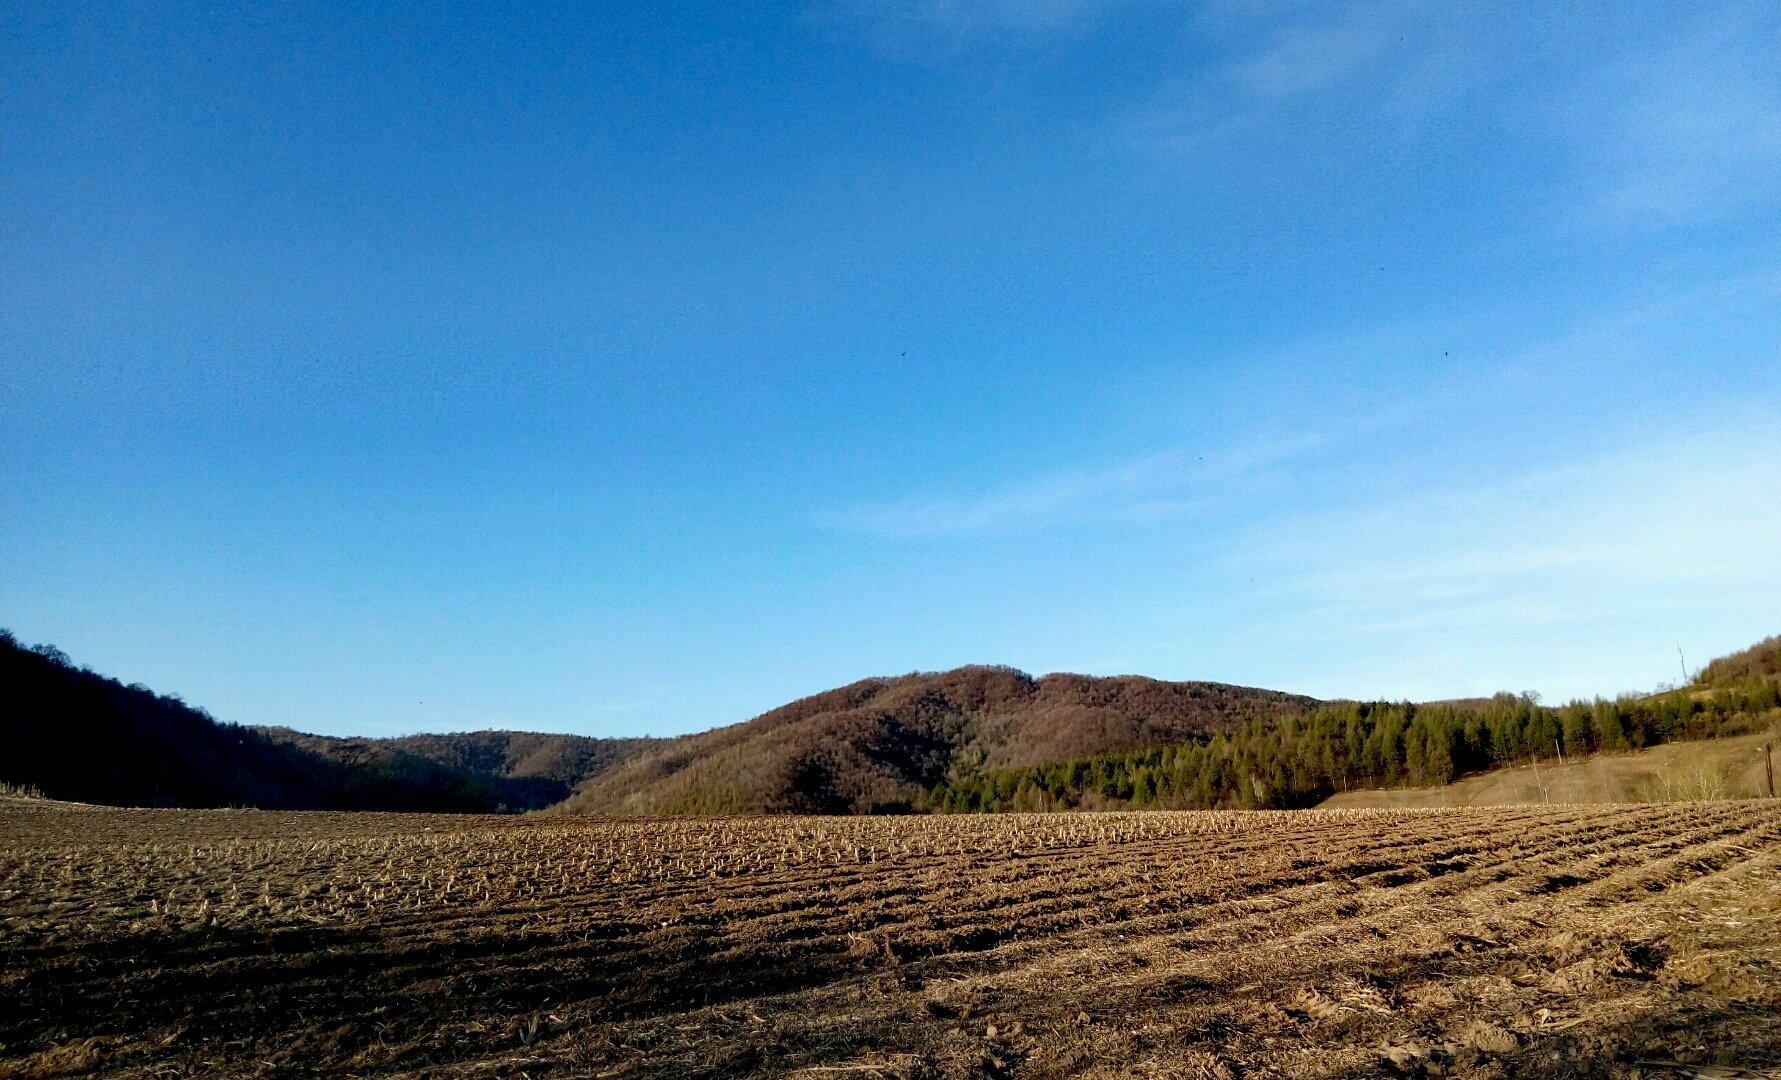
<box><xmin>922</xmin><ymin>645</ymin><xmax>1781</xmax><ymax>813</ymax></box>
<box><xmin>261</xmin><ymin>728</ymin><xmax>660</xmax><ymax>811</ymax></box>
<box><xmin>11</xmin><ymin>624</ymin><xmax>1775</xmax><ymax>817</ymax></box>
<box><xmin>556</xmin><ymin>666</ymin><xmax>1319</xmax><ymax>816</ymax></box>
<box><xmin>0</xmin><ymin>632</ymin><xmax>657</xmax><ymax>811</ymax></box>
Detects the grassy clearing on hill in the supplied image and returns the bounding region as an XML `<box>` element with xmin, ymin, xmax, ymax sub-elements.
<box><xmin>1322</xmin><ymin>725</ymin><xmax>1779</xmax><ymax>808</ymax></box>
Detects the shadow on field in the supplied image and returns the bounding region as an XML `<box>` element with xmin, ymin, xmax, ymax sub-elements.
<box><xmin>0</xmin><ymin>911</ymin><xmax>898</xmax><ymax>1076</ymax></box>
<box><xmin>5</xmin><ymin>909</ymin><xmax>1775</xmax><ymax>1080</ymax></box>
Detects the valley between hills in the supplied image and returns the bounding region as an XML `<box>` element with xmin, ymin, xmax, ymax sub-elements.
<box><xmin>4</xmin><ymin>633</ymin><xmax>1780</xmax><ymax>1077</ymax></box>
<box><xmin>5</xmin><ymin>631</ymin><xmax>1777</xmax><ymax>817</ymax></box>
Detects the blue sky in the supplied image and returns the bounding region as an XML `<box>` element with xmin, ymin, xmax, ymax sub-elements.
<box><xmin>4</xmin><ymin>1</ymin><xmax>1779</xmax><ymax>737</ymax></box>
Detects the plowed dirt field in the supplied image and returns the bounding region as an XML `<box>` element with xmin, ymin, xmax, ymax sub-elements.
<box><xmin>2</xmin><ymin>800</ymin><xmax>1779</xmax><ymax>1079</ymax></box>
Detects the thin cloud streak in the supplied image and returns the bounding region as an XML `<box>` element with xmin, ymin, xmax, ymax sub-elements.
<box><xmin>1124</xmin><ymin>3</ymin><xmax>1781</xmax><ymax>242</ymax></box>
<box><xmin>1124</xmin><ymin>4</ymin><xmax>1413</xmax><ymax>156</ymax></box>
<box><xmin>1255</xmin><ymin>428</ymin><xmax>1781</xmax><ymax>608</ymax></box>
<box><xmin>1228</xmin><ymin>17</ymin><xmax>1388</xmax><ymax>100</ymax></box>
<box><xmin>818</xmin><ymin>451</ymin><xmax>1202</xmax><ymax>538</ymax></box>
<box><xmin>815</xmin><ymin>0</ymin><xmax>1141</xmax><ymax>58</ymax></box>
<box><xmin>1553</xmin><ymin>17</ymin><xmax>1781</xmax><ymax>227</ymax></box>
<box><xmin>1224</xmin><ymin>417</ymin><xmax>1781</xmax><ymax>698</ymax></box>
<box><xmin>819</xmin><ymin>431</ymin><xmax>1333</xmax><ymax>538</ymax></box>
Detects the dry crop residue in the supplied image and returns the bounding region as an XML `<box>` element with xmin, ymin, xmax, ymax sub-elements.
<box><xmin>2</xmin><ymin>802</ymin><xmax>1779</xmax><ymax>1078</ymax></box>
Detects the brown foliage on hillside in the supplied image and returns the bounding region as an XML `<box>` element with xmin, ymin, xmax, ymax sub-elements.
<box><xmin>1697</xmin><ymin>634</ymin><xmax>1781</xmax><ymax>684</ymax></box>
<box><xmin>557</xmin><ymin>666</ymin><xmax>1317</xmax><ymax>816</ymax></box>
<box><xmin>266</xmin><ymin>729</ymin><xmax>660</xmax><ymax>810</ymax></box>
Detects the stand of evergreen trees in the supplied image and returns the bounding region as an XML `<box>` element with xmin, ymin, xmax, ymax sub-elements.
<box><xmin>922</xmin><ymin>680</ymin><xmax>1781</xmax><ymax>813</ymax></box>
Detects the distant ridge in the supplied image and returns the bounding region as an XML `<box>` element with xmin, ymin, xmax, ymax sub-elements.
<box><xmin>9</xmin><ymin>625</ymin><xmax>1773</xmax><ymax>817</ymax></box>
<box><xmin>555</xmin><ymin>665</ymin><xmax>1318</xmax><ymax>816</ymax></box>
<box><xmin>0</xmin><ymin>631</ymin><xmax>658</xmax><ymax>812</ymax></box>
<box><xmin>260</xmin><ymin>728</ymin><xmax>659</xmax><ymax>810</ymax></box>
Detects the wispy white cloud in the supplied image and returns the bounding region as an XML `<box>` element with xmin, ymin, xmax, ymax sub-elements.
<box><xmin>819</xmin><ymin>431</ymin><xmax>1331</xmax><ymax>538</ymax></box>
<box><xmin>820</xmin><ymin>261</ymin><xmax>1781</xmax><ymax>547</ymax></box>
<box><xmin>1227</xmin><ymin>17</ymin><xmax>1387</xmax><ymax>100</ymax></box>
<box><xmin>815</xmin><ymin>0</ymin><xmax>1137</xmax><ymax>59</ymax></box>
<box><xmin>1125</xmin><ymin>4</ymin><xmax>1406</xmax><ymax>154</ymax></box>
<box><xmin>1227</xmin><ymin>415</ymin><xmax>1781</xmax><ymax>697</ymax></box>
<box><xmin>1553</xmin><ymin>17</ymin><xmax>1781</xmax><ymax>227</ymax></box>
<box><xmin>1262</xmin><ymin>423</ymin><xmax>1781</xmax><ymax>605</ymax></box>
<box><xmin>1128</xmin><ymin>2</ymin><xmax>1781</xmax><ymax>233</ymax></box>
<box><xmin>812</xmin><ymin>305</ymin><xmax>1605</xmax><ymax>544</ymax></box>
<box><xmin>819</xmin><ymin>450</ymin><xmax>1200</xmax><ymax>537</ymax></box>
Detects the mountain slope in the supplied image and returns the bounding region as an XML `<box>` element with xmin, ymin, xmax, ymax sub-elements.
<box><xmin>20</xmin><ymin>621</ymin><xmax>1769</xmax><ymax>818</ymax></box>
<box><xmin>556</xmin><ymin>665</ymin><xmax>1318</xmax><ymax>816</ymax></box>
<box><xmin>262</xmin><ymin>728</ymin><xmax>660</xmax><ymax>810</ymax></box>
<box><xmin>1698</xmin><ymin>634</ymin><xmax>1781</xmax><ymax>684</ymax></box>
<box><xmin>921</xmin><ymin>638</ymin><xmax>1781</xmax><ymax>814</ymax></box>
<box><xmin>0</xmin><ymin>632</ymin><xmax>656</xmax><ymax>811</ymax></box>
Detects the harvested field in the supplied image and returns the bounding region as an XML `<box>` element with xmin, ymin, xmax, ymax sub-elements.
<box><xmin>2</xmin><ymin>800</ymin><xmax>1780</xmax><ymax>1078</ymax></box>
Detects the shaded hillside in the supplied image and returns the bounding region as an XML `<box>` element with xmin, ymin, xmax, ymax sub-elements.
<box><xmin>0</xmin><ymin>632</ymin><xmax>652</xmax><ymax>811</ymax></box>
<box><xmin>557</xmin><ymin>665</ymin><xmax>1317</xmax><ymax>816</ymax></box>
<box><xmin>263</xmin><ymin>728</ymin><xmax>660</xmax><ymax>809</ymax></box>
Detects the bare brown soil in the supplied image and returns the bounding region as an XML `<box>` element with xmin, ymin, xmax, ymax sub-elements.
<box><xmin>2</xmin><ymin>799</ymin><xmax>1779</xmax><ymax>1078</ymax></box>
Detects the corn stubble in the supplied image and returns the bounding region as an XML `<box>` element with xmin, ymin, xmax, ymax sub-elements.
<box><xmin>2</xmin><ymin>800</ymin><xmax>1779</xmax><ymax>1078</ymax></box>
